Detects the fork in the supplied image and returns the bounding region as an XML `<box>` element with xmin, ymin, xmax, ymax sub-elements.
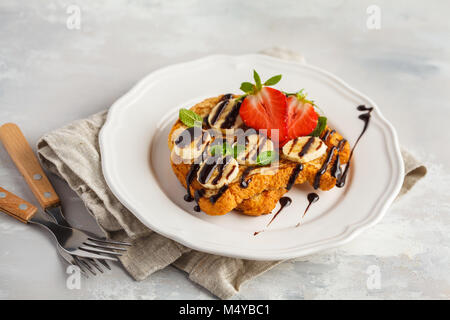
<box><xmin>0</xmin><ymin>186</ymin><xmax>129</xmax><ymax>262</ymax></box>
<box><xmin>0</xmin><ymin>123</ymin><xmax>119</xmax><ymax>275</ymax></box>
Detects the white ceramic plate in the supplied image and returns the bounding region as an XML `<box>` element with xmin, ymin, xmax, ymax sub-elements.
<box><xmin>99</xmin><ymin>54</ymin><xmax>404</xmax><ymax>260</ymax></box>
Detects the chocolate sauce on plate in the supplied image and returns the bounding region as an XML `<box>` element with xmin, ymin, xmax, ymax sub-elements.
<box><xmin>336</xmin><ymin>105</ymin><xmax>373</xmax><ymax>188</ymax></box>
<box><xmin>296</xmin><ymin>193</ymin><xmax>319</xmax><ymax>227</ymax></box>
<box><xmin>254</xmin><ymin>197</ymin><xmax>292</xmax><ymax>236</ymax></box>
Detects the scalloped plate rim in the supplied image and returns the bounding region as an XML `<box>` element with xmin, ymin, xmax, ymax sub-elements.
<box><xmin>99</xmin><ymin>54</ymin><xmax>404</xmax><ymax>260</ymax></box>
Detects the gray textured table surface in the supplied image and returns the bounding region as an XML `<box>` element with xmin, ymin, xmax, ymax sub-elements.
<box><xmin>0</xmin><ymin>0</ymin><xmax>449</xmax><ymax>299</ymax></box>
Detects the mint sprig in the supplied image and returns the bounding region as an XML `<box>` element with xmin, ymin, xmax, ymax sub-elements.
<box><xmin>233</xmin><ymin>144</ymin><xmax>246</xmax><ymax>158</ymax></box>
<box><xmin>240</xmin><ymin>70</ymin><xmax>282</xmax><ymax>95</ymax></box>
<box><xmin>179</xmin><ymin>108</ymin><xmax>203</xmax><ymax>128</ymax></box>
<box><xmin>256</xmin><ymin>150</ymin><xmax>277</xmax><ymax>166</ymax></box>
<box><xmin>310</xmin><ymin>116</ymin><xmax>327</xmax><ymax>137</ymax></box>
<box><xmin>210</xmin><ymin>142</ymin><xmax>233</xmax><ymax>157</ymax></box>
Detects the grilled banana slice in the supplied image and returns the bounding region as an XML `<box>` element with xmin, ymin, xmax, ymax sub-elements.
<box><xmin>207</xmin><ymin>94</ymin><xmax>243</xmax><ymax>132</ymax></box>
<box><xmin>234</xmin><ymin>133</ymin><xmax>275</xmax><ymax>165</ymax></box>
<box><xmin>197</xmin><ymin>155</ymin><xmax>239</xmax><ymax>189</ymax></box>
<box><xmin>171</xmin><ymin>127</ymin><xmax>211</xmax><ymax>163</ymax></box>
<box><xmin>282</xmin><ymin>136</ymin><xmax>327</xmax><ymax>163</ymax></box>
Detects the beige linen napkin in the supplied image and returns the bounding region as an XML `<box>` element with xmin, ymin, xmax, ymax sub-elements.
<box><xmin>36</xmin><ymin>49</ymin><xmax>426</xmax><ymax>299</ymax></box>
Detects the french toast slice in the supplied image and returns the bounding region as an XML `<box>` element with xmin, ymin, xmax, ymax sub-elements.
<box><xmin>168</xmin><ymin>95</ymin><xmax>350</xmax><ymax>216</ymax></box>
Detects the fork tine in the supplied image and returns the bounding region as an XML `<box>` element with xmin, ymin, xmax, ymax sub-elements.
<box><xmin>71</xmin><ymin>249</ymin><xmax>118</xmax><ymax>261</ymax></box>
<box><xmin>80</xmin><ymin>259</ymin><xmax>97</xmax><ymax>276</ymax></box>
<box><xmin>98</xmin><ymin>259</ymin><xmax>111</xmax><ymax>270</ymax></box>
<box><xmin>87</xmin><ymin>237</ymin><xmax>132</xmax><ymax>246</ymax></box>
<box><xmin>84</xmin><ymin>241</ymin><xmax>128</xmax><ymax>252</ymax></box>
<box><xmin>74</xmin><ymin>256</ymin><xmax>96</xmax><ymax>276</ymax></box>
<box><xmin>85</xmin><ymin>259</ymin><xmax>104</xmax><ymax>274</ymax></box>
<box><xmin>79</xmin><ymin>246</ymin><xmax>123</xmax><ymax>256</ymax></box>
<box><xmin>72</xmin><ymin>257</ymin><xmax>89</xmax><ymax>278</ymax></box>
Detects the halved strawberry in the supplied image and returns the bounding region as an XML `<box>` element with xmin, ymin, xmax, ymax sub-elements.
<box><xmin>238</xmin><ymin>71</ymin><xmax>288</xmax><ymax>145</ymax></box>
<box><xmin>286</xmin><ymin>92</ymin><xmax>319</xmax><ymax>140</ymax></box>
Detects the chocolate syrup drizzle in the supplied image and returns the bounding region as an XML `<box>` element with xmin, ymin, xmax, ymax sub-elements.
<box><xmin>198</xmin><ymin>155</ymin><xmax>232</xmax><ymax>186</ymax></box>
<box><xmin>209</xmin><ymin>185</ymin><xmax>229</xmax><ymax>204</ymax></box>
<box><xmin>221</xmin><ymin>100</ymin><xmax>242</xmax><ymax>129</ymax></box>
<box><xmin>336</xmin><ymin>105</ymin><xmax>373</xmax><ymax>188</ymax></box>
<box><xmin>183</xmin><ymin>104</ymin><xmax>372</xmax><ymax>214</ymax></box>
<box><xmin>175</xmin><ymin>127</ymin><xmax>203</xmax><ymax>148</ymax></box>
<box><xmin>184</xmin><ymin>163</ymin><xmax>200</xmax><ymax>202</ymax></box>
<box><xmin>296</xmin><ymin>193</ymin><xmax>319</xmax><ymax>227</ymax></box>
<box><xmin>209</xmin><ymin>94</ymin><xmax>233</xmax><ymax>125</ymax></box>
<box><xmin>313</xmin><ymin>146</ymin><xmax>337</xmax><ymax>189</ymax></box>
<box><xmin>254</xmin><ymin>197</ymin><xmax>292</xmax><ymax>236</ymax></box>
<box><xmin>240</xmin><ymin>166</ymin><xmax>256</xmax><ymax>188</ymax></box>
<box><xmin>286</xmin><ymin>164</ymin><xmax>303</xmax><ymax>190</ymax></box>
<box><xmin>299</xmin><ymin>137</ymin><xmax>315</xmax><ymax>157</ymax></box>
<box><xmin>193</xmin><ymin>189</ymin><xmax>205</xmax><ymax>212</ymax></box>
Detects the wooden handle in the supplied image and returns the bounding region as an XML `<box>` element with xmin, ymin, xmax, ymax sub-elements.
<box><xmin>0</xmin><ymin>123</ymin><xmax>60</xmax><ymax>209</ymax></box>
<box><xmin>0</xmin><ymin>187</ymin><xmax>38</xmax><ymax>223</ymax></box>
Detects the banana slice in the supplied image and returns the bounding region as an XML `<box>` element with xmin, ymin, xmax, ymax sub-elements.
<box><xmin>282</xmin><ymin>136</ymin><xmax>327</xmax><ymax>163</ymax></box>
<box><xmin>171</xmin><ymin>127</ymin><xmax>211</xmax><ymax>164</ymax></box>
<box><xmin>208</xmin><ymin>94</ymin><xmax>243</xmax><ymax>132</ymax></box>
<box><xmin>234</xmin><ymin>133</ymin><xmax>275</xmax><ymax>165</ymax></box>
<box><xmin>197</xmin><ymin>155</ymin><xmax>239</xmax><ymax>189</ymax></box>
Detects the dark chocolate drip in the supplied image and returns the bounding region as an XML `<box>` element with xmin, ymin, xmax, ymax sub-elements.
<box><xmin>184</xmin><ymin>163</ymin><xmax>200</xmax><ymax>202</ymax></box>
<box><xmin>254</xmin><ymin>197</ymin><xmax>292</xmax><ymax>236</ymax></box>
<box><xmin>193</xmin><ymin>189</ymin><xmax>205</xmax><ymax>212</ymax></box>
<box><xmin>336</xmin><ymin>105</ymin><xmax>373</xmax><ymax>188</ymax></box>
<box><xmin>313</xmin><ymin>146</ymin><xmax>337</xmax><ymax>189</ymax></box>
<box><xmin>288</xmin><ymin>138</ymin><xmax>298</xmax><ymax>154</ymax></box>
<box><xmin>331</xmin><ymin>154</ymin><xmax>342</xmax><ymax>179</ymax></box>
<box><xmin>211</xmin><ymin>156</ymin><xmax>233</xmax><ymax>185</ymax></box>
<box><xmin>251</xmin><ymin>135</ymin><xmax>267</xmax><ymax>161</ymax></box>
<box><xmin>175</xmin><ymin>127</ymin><xmax>202</xmax><ymax>148</ymax></box>
<box><xmin>210</xmin><ymin>94</ymin><xmax>233</xmax><ymax>125</ymax></box>
<box><xmin>286</xmin><ymin>164</ymin><xmax>303</xmax><ymax>190</ymax></box>
<box><xmin>337</xmin><ymin>138</ymin><xmax>347</xmax><ymax>151</ymax></box>
<box><xmin>202</xmin><ymin>115</ymin><xmax>210</xmax><ymax>128</ymax></box>
<box><xmin>220</xmin><ymin>100</ymin><xmax>242</xmax><ymax>129</ymax></box>
<box><xmin>209</xmin><ymin>185</ymin><xmax>229</xmax><ymax>204</ymax></box>
<box><xmin>296</xmin><ymin>193</ymin><xmax>319</xmax><ymax>227</ymax></box>
<box><xmin>240</xmin><ymin>166</ymin><xmax>256</xmax><ymax>188</ymax></box>
<box><xmin>226</xmin><ymin>165</ymin><xmax>237</xmax><ymax>179</ymax></box>
<box><xmin>322</xmin><ymin>129</ymin><xmax>331</xmax><ymax>141</ymax></box>
<box><xmin>198</xmin><ymin>155</ymin><xmax>230</xmax><ymax>185</ymax></box>
<box><xmin>299</xmin><ymin>137</ymin><xmax>315</xmax><ymax>157</ymax></box>
<box><xmin>316</xmin><ymin>140</ymin><xmax>323</xmax><ymax>150</ymax></box>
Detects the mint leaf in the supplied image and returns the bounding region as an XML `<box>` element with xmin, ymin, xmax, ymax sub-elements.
<box><xmin>211</xmin><ymin>142</ymin><xmax>233</xmax><ymax>157</ymax></box>
<box><xmin>179</xmin><ymin>108</ymin><xmax>203</xmax><ymax>127</ymax></box>
<box><xmin>256</xmin><ymin>150</ymin><xmax>277</xmax><ymax>166</ymax></box>
<box><xmin>253</xmin><ymin>70</ymin><xmax>262</xmax><ymax>90</ymax></box>
<box><xmin>240</xmin><ymin>82</ymin><xmax>254</xmax><ymax>93</ymax></box>
<box><xmin>233</xmin><ymin>144</ymin><xmax>246</xmax><ymax>158</ymax></box>
<box><xmin>264</xmin><ymin>74</ymin><xmax>282</xmax><ymax>86</ymax></box>
<box><xmin>310</xmin><ymin>116</ymin><xmax>327</xmax><ymax>137</ymax></box>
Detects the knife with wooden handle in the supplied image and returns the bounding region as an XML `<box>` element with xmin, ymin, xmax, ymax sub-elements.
<box><xmin>0</xmin><ymin>123</ymin><xmax>70</xmax><ymax>226</ymax></box>
<box><xmin>0</xmin><ymin>186</ymin><xmax>38</xmax><ymax>223</ymax></box>
<box><xmin>0</xmin><ymin>123</ymin><xmax>60</xmax><ymax>209</ymax></box>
